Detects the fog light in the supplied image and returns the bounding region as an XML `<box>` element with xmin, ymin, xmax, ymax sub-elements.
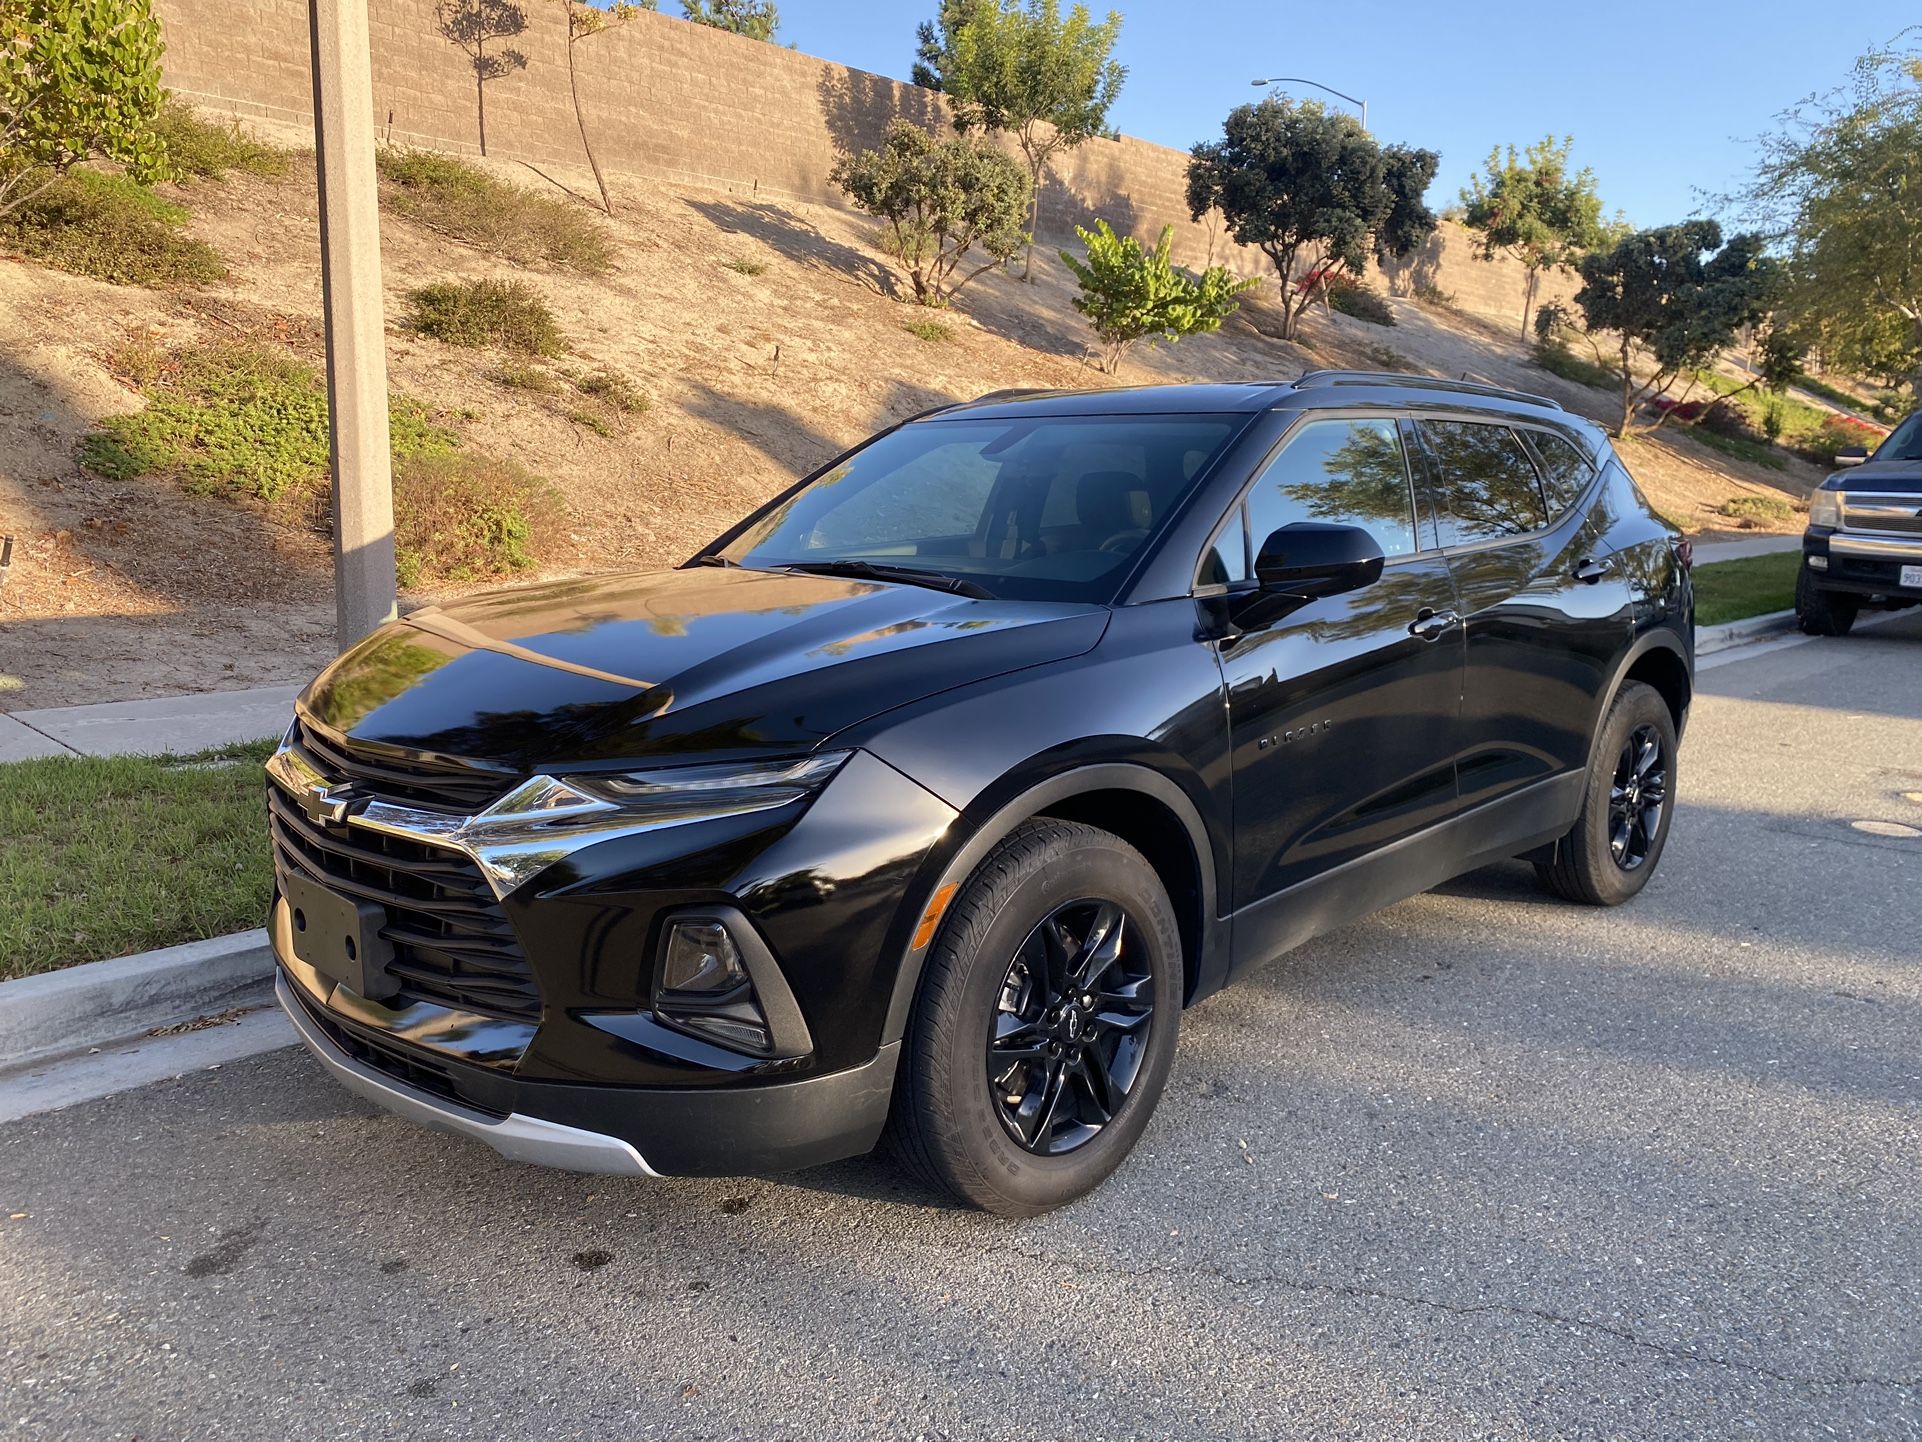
<box><xmin>661</xmin><ymin>919</ymin><xmax>748</xmax><ymax>994</ymax></box>
<box><xmin>1808</xmin><ymin>554</ymin><xmax>1829</xmax><ymax>571</ymax></box>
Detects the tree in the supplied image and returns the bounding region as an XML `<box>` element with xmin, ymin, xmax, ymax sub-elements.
<box><xmin>1058</xmin><ymin>220</ymin><xmax>1254</xmax><ymax>371</ymax></box>
<box><xmin>0</xmin><ymin>0</ymin><xmax>171</xmax><ymax>220</ymax></box>
<box><xmin>1459</xmin><ymin>135</ymin><xmax>1608</xmax><ymax>337</ymax></box>
<box><xmin>557</xmin><ymin>0</ymin><xmax>657</xmax><ymax>215</ymax></box>
<box><xmin>914</xmin><ymin>0</ymin><xmax>1124</xmax><ymax>279</ymax></box>
<box><xmin>1739</xmin><ymin>41</ymin><xmax>1922</xmax><ymax>398</ymax></box>
<box><xmin>435</xmin><ymin>0</ymin><xmax>528</xmax><ymax>157</ymax></box>
<box><xmin>1186</xmin><ymin>98</ymin><xmax>1438</xmax><ymax>342</ymax></box>
<box><xmin>831</xmin><ymin>119</ymin><xmax>1030</xmax><ymax>305</ymax></box>
<box><xmin>1572</xmin><ymin>220</ymin><xmax>1778</xmax><ymax>435</ymax></box>
<box><xmin>680</xmin><ymin>0</ymin><xmax>777</xmax><ymax>41</ymax></box>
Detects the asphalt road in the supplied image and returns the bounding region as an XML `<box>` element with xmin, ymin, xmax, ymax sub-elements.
<box><xmin>5</xmin><ymin>617</ymin><xmax>1922</xmax><ymax>1441</ymax></box>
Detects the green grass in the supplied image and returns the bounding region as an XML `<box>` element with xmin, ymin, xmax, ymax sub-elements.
<box><xmin>377</xmin><ymin>148</ymin><xmax>613</xmax><ymax>274</ymax></box>
<box><xmin>1533</xmin><ymin>341</ymin><xmax>1618</xmax><ymax>391</ymax></box>
<box><xmin>408</xmin><ymin>278</ymin><xmax>565</xmax><ymax>355</ymax></box>
<box><xmin>902</xmin><ymin>316</ymin><xmax>952</xmax><ymax>342</ymax></box>
<box><xmin>1673</xmin><ymin>422</ymin><xmax>1786</xmax><ymax>471</ymax></box>
<box><xmin>721</xmin><ymin>256</ymin><xmax>767</xmax><ymax>276</ymax></box>
<box><xmin>1693</xmin><ymin>551</ymin><xmax>1801</xmax><ymax>627</ymax></box>
<box><xmin>81</xmin><ymin>341</ymin><xmax>453</xmax><ymax>502</ymax></box>
<box><xmin>573</xmin><ymin>366</ymin><xmax>648</xmax><ymax>413</ymax></box>
<box><xmin>154</xmin><ymin>100</ymin><xmax>292</xmax><ymax>181</ymax></box>
<box><xmin>1327</xmin><ymin>280</ymin><xmax>1395</xmax><ymax>326</ymax></box>
<box><xmin>1718</xmin><ymin>494</ymin><xmax>1800</xmax><ymax>527</ymax></box>
<box><xmin>392</xmin><ymin>452</ymin><xmax>560</xmax><ymax>588</ymax></box>
<box><xmin>0</xmin><ymin>741</ymin><xmax>274</xmax><ymax>980</ymax></box>
<box><xmin>0</xmin><ymin>168</ymin><xmax>225</xmax><ymax>286</ymax></box>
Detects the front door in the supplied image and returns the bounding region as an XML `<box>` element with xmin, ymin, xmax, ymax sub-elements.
<box><xmin>1207</xmin><ymin>415</ymin><xmax>1465</xmax><ymax>963</ymax></box>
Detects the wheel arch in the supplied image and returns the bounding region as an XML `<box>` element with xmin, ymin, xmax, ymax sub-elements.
<box><xmin>1591</xmin><ymin>629</ymin><xmax>1692</xmax><ymax>769</ymax></box>
<box><xmin>880</xmin><ymin>763</ymin><xmax>1222</xmax><ymax>1049</ymax></box>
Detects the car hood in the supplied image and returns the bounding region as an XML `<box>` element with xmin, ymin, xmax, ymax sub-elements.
<box><xmin>297</xmin><ymin>566</ymin><xmax>1109</xmax><ymax>773</ymax></box>
<box><xmin>1837</xmin><ymin>458</ymin><xmax>1922</xmax><ymax>493</ymax></box>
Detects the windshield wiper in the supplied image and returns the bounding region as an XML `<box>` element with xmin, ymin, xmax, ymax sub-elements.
<box><xmin>780</xmin><ymin>559</ymin><xmax>994</xmax><ymax>599</ymax></box>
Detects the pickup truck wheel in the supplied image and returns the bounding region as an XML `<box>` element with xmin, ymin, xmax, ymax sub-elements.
<box><xmin>1796</xmin><ymin>564</ymin><xmax>1858</xmax><ymax>636</ymax></box>
<box><xmin>887</xmin><ymin>818</ymin><xmax>1181</xmax><ymax>1216</ymax></box>
<box><xmin>1534</xmin><ymin>681</ymin><xmax>1677</xmax><ymax>906</ymax></box>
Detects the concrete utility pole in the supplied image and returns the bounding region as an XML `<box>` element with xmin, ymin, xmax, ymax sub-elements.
<box><xmin>309</xmin><ymin>0</ymin><xmax>397</xmax><ymax>648</ymax></box>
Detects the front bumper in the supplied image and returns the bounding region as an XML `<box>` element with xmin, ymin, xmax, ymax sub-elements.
<box><xmin>277</xmin><ymin>962</ymin><xmax>903</xmax><ymax>1176</ymax></box>
<box><xmin>1803</xmin><ymin>529</ymin><xmax>1922</xmax><ymax>602</ymax></box>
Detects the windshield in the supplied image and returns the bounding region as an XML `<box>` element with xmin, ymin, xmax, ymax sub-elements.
<box><xmin>1873</xmin><ymin>412</ymin><xmax>1922</xmax><ymax>464</ymax></box>
<box><xmin>717</xmin><ymin>414</ymin><xmax>1246</xmax><ymax>602</ymax></box>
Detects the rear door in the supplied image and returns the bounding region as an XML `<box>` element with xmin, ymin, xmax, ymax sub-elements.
<box><xmin>1208</xmin><ymin>414</ymin><xmax>1465</xmax><ymax>916</ymax></box>
<box><xmin>1412</xmin><ymin>416</ymin><xmax>1634</xmax><ymax>811</ymax></box>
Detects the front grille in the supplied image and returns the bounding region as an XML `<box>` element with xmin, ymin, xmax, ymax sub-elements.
<box><xmin>295</xmin><ymin>719</ymin><xmax>515</xmax><ymax>812</ymax></box>
<box><xmin>302</xmin><ymin>996</ymin><xmax>508</xmax><ymax>1116</ymax></box>
<box><xmin>1840</xmin><ymin>499</ymin><xmax>1922</xmax><ymax>538</ymax></box>
<box><xmin>270</xmin><ymin>786</ymin><xmax>544</xmax><ymax>1024</ymax></box>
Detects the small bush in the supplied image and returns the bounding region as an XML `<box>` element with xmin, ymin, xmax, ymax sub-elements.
<box><xmin>0</xmin><ymin>169</ymin><xmax>225</xmax><ymax>286</ymax></box>
<box><xmin>1762</xmin><ymin>396</ymin><xmax>1785</xmax><ymax>441</ymax></box>
<box><xmin>573</xmin><ymin>367</ymin><xmax>648</xmax><ymax>414</ymax></box>
<box><xmin>1326</xmin><ymin>277</ymin><xmax>1395</xmax><ymax>327</ymax></box>
<box><xmin>1411</xmin><ymin>280</ymin><xmax>1455</xmax><ymax>307</ymax></box>
<box><xmin>81</xmin><ymin>341</ymin><xmax>453</xmax><ymax>502</ymax></box>
<box><xmin>902</xmin><ymin>317</ymin><xmax>952</xmax><ymax>342</ymax></box>
<box><xmin>377</xmin><ymin>148</ymin><xmax>613</xmax><ymax>273</ymax></box>
<box><xmin>1718</xmin><ymin>495</ymin><xmax>1799</xmax><ymax>527</ymax></box>
<box><xmin>153</xmin><ymin>101</ymin><xmax>291</xmax><ymax>181</ymax></box>
<box><xmin>1533</xmin><ymin>340</ymin><xmax>1617</xmax><ymax>391</ymax></box>
<box><xmin>491</xmin><ymin>361</ymin><xmax>562</xmax><ymax>394</ymax></box>
<box><xmin>408</xmin><ymin>279</ymin><xmax>564</xmax><ymax>355</ymax></box>
<box><xmin>1367</xmin><ymin>343</ymin><xmax>1410</xmax><ymax>370</ymax></box>
<box><xmin>721</xmin><ymin>257</ymin><xmax>767</xmax><ymax>276</ymax></box>
<box><xmin>1789</xmin><ymin>413</ymin><xmax>1887</xmax><ymax>466</ymax></box>
<box><xmin>393</xmin><ymin>452</ymin><xmax>560</xmax><ymax>587</ymax></box>
<box><xmin>568</xmin><ymin>408</ymin><xmax>614</xmax><ymax>437</ymax></box>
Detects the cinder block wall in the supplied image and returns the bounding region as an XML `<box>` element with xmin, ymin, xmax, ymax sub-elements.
<box><xmin>157</xmin><ymin>0</ymin><xmax>1570</xmax><ymax>326</ymax></box>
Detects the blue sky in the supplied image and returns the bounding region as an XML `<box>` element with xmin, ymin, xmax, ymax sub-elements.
<box><xmin>769</xmin><ymin>0</ymin><xmax>1916</xmax><ymax>228</ymax></box>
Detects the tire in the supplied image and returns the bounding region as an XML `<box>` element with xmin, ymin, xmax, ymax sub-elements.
<box><xmin>1534</xmin><ymin>680</ymin><xmax>1678</xmax><ymax>907</ymax></box>
<box><xmin>887</xmin><ymin>818</ymin><xmax>1182</xmax><ymax>1216</ymax></box>
<box><xmin>1796</xmin><ymin>564</ymin><xmax>1858</xmax><ymax>636</ymax></box>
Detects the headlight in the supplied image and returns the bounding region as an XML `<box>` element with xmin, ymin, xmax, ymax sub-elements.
<box><xmin>1809</xmin><ymin>490</ymin><xmax>1845</xmax><ymax>528</ymax></box>
<box><xmin>566</xmin><ymin>751</ymin><xmax>851</xmax><ymax>814</ymax></box>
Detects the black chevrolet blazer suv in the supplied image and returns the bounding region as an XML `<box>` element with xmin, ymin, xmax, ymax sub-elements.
<box><xmin>268</xmin><ymin>373</ymin><xmax>1694</xmax><ymax>1214</ymax></box>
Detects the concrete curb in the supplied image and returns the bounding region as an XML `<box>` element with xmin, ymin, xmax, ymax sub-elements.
<box><xmin>0</xmin><ymin>930</ymin><xmax>275</xmax><ymax>1073</ymax></box>
<box><xmin>1696</xmin><ymin>609</ymin><xmax>1798</xmax><ymax>655</ymax></box>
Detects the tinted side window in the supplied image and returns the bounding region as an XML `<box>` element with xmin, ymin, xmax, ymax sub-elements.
<box><xmin>1245</xmin><ymin>418</ymin><xmax>1419</xmax><ymax>559</ymax></box>
<box><xmin>1420</xmin><ymin>421</ymin><xmax>1549</xmax><ymax>545</ymax></box>
<box><xmin>1197</xmin><ymin>507</ymin><xmax>1248</xmax><ymax>588</ymax></box>
<box><xmin>1528</xmin><ymin>431</ymin><xmax>1596</xmax><ymax>517</ymax></box>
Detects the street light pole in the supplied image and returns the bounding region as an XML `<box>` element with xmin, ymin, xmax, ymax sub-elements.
<box><xmin>1251</xmin><ymin>76</ymin><xmax>1368</xmax><ymax>133</ymax></box>
<box><xmin>309</xmin><ymin>0</ymin><xmax>397</xmax><ymax>649</ymax></box>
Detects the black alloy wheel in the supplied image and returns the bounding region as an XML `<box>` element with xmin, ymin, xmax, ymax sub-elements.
<box><xmin>1608</xmin><ymin>723</ymin><xmax>1669</xmax><ymax>872</ymax></box>
<box><xmin>986</xmin><ymin>899</ymin><xmax>1155</xmax><ymax>1156</ymax></box>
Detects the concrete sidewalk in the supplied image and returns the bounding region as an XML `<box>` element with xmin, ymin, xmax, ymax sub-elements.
<box><xmin>1694</xmin><ymin>534</ymin><xmax>1801</xmax><ymax>565</ymax></box>
<box><xmin>0</xmin><ymin>683</ymin><xmax>299</xmax><ymax>762</ymax></box>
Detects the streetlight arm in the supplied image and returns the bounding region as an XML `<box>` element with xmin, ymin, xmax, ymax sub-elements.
<box><xmin>1251</xmin><ymin>76</ymin><xmax>1368</xmax><ymax>131</ymax></box>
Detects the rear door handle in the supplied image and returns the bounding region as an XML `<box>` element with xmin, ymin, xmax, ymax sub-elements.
<box><xmin>1407</xmin><ymin>608</ymin><xmax>1460</xmax><ymax>640</ymax></box>
<box><xmin>1574</xmin><ymin>556</ymin><xmax>1611</xmax><ymax>584</ymax></box>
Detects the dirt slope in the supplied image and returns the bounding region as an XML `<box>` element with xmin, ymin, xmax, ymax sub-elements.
<box><xmin>0</xmin><ymin>147</ymin><xmax>1814</xmax><ymax>709</ymax></box>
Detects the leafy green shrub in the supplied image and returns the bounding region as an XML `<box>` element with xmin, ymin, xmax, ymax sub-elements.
<box><xmin>1058</xmin><ymin>221</ymin><xmax>1254</xmax><ymax>372</ymax></box>
<box><xmin>152</xmin><ymin>100</ymin><xmax>290</xmax><ymax>180</ymax></box>
<box><xmin>1367</xmin><ymin>343</ymin><xmax>1410</xmax><ymax>370</ymax></box>
<box><xmin>1718</xmin><ymin>494</ymin><xmax>1799</xmax><ymax>527</ymax></box>
<box><xmin>1411</xmin><ymin>280</ymin><xmax>1455</xmax><ymax>306</ymax></box>
<box><xmin>407</xmin><ymin>278</ymin><xmax>564</xmax><ymax>354</ymax></box>
<box><xmin>490</xmin><ymin>360</ymin><xmax>562</xmax><ymax>394</ymax></box>
<box><xmin>721</xmin><ymin>256</ymin><xmax>767</xmax><ymax>276</ymax></box>
<box><xmin>0</xmin><ymin>168</ymin><xmax>224</xmax><ymax>284</ymax></box>
<box><xmin>81</xmin><ymin>341</ymin><xmax>453</xmax><ymax>501</ymax></box>
<box><xmin>392</xmin><ymin>451</ymin><xmax>559</xmax><ymax>587</ymax></box>
<box><xmin>567</xmin><ymin>408</ymin><xmax>613</xmax><ymax>437</ymax></box>
<box><xmin>1789</xmin><ymin>413</ymin><xmax>1888</xmax><ymax>466</ymax></box>
<box><xmin>376</xmin><ymin>148</ymin><xmax>613</xmax><ymax>273</ymax></box>
<box><xmin>1532</xmin><ymin>339</ymin><xmax>1617</xmax><ymax>391</ymax></box>
<box><xmin>902</xmin><ymin>316</ymin><xmax>952</xmax><ymax>341</ymax></box>
<box><xmin>831</xmin><ymin>120</ymin><xmax>1030</xmax><ymax>306</ymax></box>
<box><xmin>1326</xmin><ymin>276</ymin><xmax>1395</xmax><ymax>326</ymax></box>
<box><xmin>1762</xmin><ymin>396</ymin><xmax>1785</xmax><ymax>441</ymax></box>
<box><xmin>573</xmin><ymin>366</ymin><xmax>648</xmax><ymax>413</ymax></box>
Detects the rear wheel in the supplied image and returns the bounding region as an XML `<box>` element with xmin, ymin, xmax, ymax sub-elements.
<box><xmin>1796</xmin><ymin>564</ymin><xmax>1858</xmax><ymax>636</ymax></box>
<box><xmin>888</xmin><ymin>818</ymin><xmax>1181</xmax><ymax>1216</ymax></box>
<box><xmin>1535</xmin><ymin>681</ymin><xmax>1677</xmax><ymax>906</ymax></box>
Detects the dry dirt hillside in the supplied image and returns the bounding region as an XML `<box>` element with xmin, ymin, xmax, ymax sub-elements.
<box><xmin>0</xmin><ymin>136</ymin><xmax>1818</xmax><ymax>709</ymax></box>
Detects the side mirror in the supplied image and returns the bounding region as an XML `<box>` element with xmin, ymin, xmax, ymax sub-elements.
<box><xmin>1253</xmin><ymin>522</ymin><xmax>1385</xmax><ymax>599</ymax></box>
<box><xmin>1833</xmin><ymin>445</ymin><xmax>1870</xmax><ymax>469</ymax></box>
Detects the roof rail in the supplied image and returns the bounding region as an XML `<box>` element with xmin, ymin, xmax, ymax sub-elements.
<box><xmin>1292</xmin><ymin>369</ymin><xmax>1564</xmax><ymax>413</ymax></box>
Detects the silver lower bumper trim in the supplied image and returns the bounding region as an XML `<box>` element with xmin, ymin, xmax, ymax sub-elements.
<box><xmin>1829</xmin><ymin>533</ymin><xmax>1922</xmax><ymax>560</ymax></box>
<box><xmin>276</xmin><ymin>976</ymin><xmax>658</xmax><ymax>1177</ymax></box>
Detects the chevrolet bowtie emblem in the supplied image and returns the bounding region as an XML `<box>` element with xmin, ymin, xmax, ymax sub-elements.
<box><xmin>299</xmin><ymin>780</ymin><xmax>357</xmax><ymax>828</ymax></box>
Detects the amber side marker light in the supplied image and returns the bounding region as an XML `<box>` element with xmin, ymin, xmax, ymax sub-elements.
<box><xmin>913</xmin><ymin>883</ymin><xmax>959</xmax><ymax>950</ymax></box>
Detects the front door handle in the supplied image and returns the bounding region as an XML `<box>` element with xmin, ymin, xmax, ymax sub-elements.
<box><xmin>1407</xmin><ymin>608</ymin><xmax>1460</xmax><ymax>640</ymax></box>
<box><xmin>1574</xmin><ymin>556</ymin><xmax>1611</xmax><ymax>584</ymax></box>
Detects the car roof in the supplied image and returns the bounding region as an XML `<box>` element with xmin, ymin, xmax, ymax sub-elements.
<box><xmin>923</xmin><ymin>374</ymin><xmax>1586</xmax><ymax>432</ymax></box>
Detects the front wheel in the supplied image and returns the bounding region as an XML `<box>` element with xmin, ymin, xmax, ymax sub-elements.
<box><xmin>1535</xmin><ymin>681</ymin><xmax>1677</xmax><ymax>906</ymax></box>
<box><xmin>1796</xmin><ymin>564</ymin><xmax>1858</xmax><ymax>636</ymax></box>
<box><xmin>888</xmin><ymin>818</ymin><xmax>1181</xmax><ymax>1216</ymax></box>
